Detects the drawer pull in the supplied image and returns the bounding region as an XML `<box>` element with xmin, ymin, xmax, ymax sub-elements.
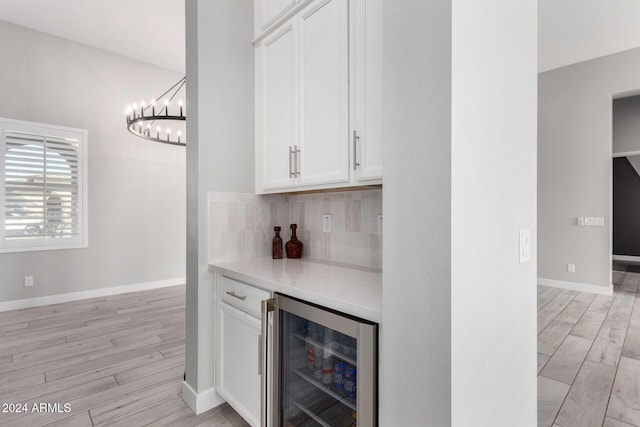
<box><xmin>225</xmin><ymin>291</ymin><xmax>247</xmax><ymax>301</ymax></box>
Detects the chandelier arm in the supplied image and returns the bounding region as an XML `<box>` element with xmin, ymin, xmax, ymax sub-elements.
<box><xmin>168</xmin><ymin>80</ymin><xmax>186</xmax><ymax>103</ymax></box>
<box><xmin>143</xmin><ymin>76</ymin><xmax>186</xmax><ymax>113</ymax></box>
<box><xmin>158</xmin><ymin>80</ymin><xmax>186</xmax><ymax>116</ymax></box>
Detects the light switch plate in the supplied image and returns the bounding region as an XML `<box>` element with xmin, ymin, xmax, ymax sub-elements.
<box><xmin>578</xmin><ymin>217</ymin><xmax>605</xmax><ymax>227</ymax></box>
<box><xmin>24</xmin><ymin>275</ymin><xmax>33</xmax><ymax>287</ymax></box>
<box><xmin>586</xmin><ymin>217</ymin><xmax>604</xmax><ymax>226</ymax></box>
<box><xmin>519</xmin><ymin>229</ymin><xmax>530</xmax><ymax>264</ymax></box>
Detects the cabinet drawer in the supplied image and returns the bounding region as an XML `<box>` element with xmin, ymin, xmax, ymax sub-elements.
<box><xmin>218</xmin><ymin>275</ymin><xmax>271</xmax><ymax>318</ymax></box>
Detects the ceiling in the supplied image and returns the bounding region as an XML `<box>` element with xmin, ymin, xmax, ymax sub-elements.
<box><xmin>0</xmin><ymin>0</ymin><xmax>185</xmax><ymax>73</ymax></box>
<box><xmin>539</xmin><ymin>0</ymin><xmax>640</xmax><ymax>72</ymax></box>
<box><xmin>0</xmin><ymin>1</ymin><xmax>638</xmax><ymax>74</ymax></box>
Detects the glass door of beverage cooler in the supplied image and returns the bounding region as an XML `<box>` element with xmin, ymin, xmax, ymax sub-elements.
<box><xmin>263</xmin><ymin>293</ymin><xmax>377</xmax><ymax>427</ymax></box>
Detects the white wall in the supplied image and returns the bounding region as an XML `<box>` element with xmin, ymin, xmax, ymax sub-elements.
<box><xmin>450</xmin><ymin>0</ymin><xmax>537</xmax><ymax>424</ymax></box>
<box><xmin>184</xmin><ymin>0</ymin><xmax>254</xmax><ymax>406</ymax></box>
<box><xmin>0</xmin><ymin>20</ymin><xmax>185</xmax><ymax>302</ymax></box>
<box><xmin>613</xmin><ymin>95</ymin><xmax>640</xmax><ymax>154</ymax></box>
<box><xmin>382</xmin><ymin>0</ymin><xmax>537</xmax><ymax>425</ymax></box>
<box><xmin>539</xmin><ymin>47</ymin><xmax>640</xmax><ymax>291</ymax></box>
<box><xmin>381</xmin><ymin>0</ymin><xmax>452</xmax><ymax>424</ymax></box>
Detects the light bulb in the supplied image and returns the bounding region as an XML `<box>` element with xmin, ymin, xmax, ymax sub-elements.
<box><xmin>147</xmin><ymin>123</ymin><xmax>151</xmax><ymax>129</ymax></box>
<box><xmin>125</xmin><ymin>106</ymin><xmax>132</xmax><ymax>115</ymax></box>
<box><xmin>157</xmin><ymin>126</ymin><xmax>161</xmax><ymax>132</ymax></box>
<box><xmin>178</xmin><ymin>99</ymin><xmax>183</xmax><ymax>106</ymax></box>
<box><xmin>177</xmin><ymin>131</ymin><xmax>182</xmax><ymax>136</ymax></box>
<box><xmin>167</xmin><ymin>128</ymin><xmax>171</xmax><ymax>134</ymax></box>
<box><xmin>164</xmin><ymin>99</ymin><xmax>169</xmax><ymax>106</ymax></box>
<box><xmin>132</xmin><ymin>102</ymin><xmax>138</xmax><ymax>110</ymax></box>
<box><xmin>151</xmin><ymin>99</ymin><xmax>156</xmax><ymax>105</ymax></box>
<box><xmin>140</xmin><ymin>100</ymin><xmax>146</xmax><ymax>107</ymax></box>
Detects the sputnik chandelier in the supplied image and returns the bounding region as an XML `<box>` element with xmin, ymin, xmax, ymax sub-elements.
<box><xmin>125</xmin><ymin>77</ymin><xmax>186</xmax><ymax>146</ymax></box>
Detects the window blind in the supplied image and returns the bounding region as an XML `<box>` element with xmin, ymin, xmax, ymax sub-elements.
<box><xmin>1</xmin><ymin>119</ymin><xmax>87</xmax><ymax>252</ymax></box>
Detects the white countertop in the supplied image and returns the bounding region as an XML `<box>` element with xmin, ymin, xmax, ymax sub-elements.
<box><xmin>209</xmin><ymin>258</ymin><xmax>382</xmax><ymax>323</ymax></box>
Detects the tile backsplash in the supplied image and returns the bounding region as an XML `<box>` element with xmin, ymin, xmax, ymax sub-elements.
<box><xmin>208</xmin><ymin>190</ymin><xmax>382</xmax><ymax>269</ymax></box>
<box><xmin>208</xmin><ymin>192</ymin><xmax>289</xmax><ymax>262</ymax></box>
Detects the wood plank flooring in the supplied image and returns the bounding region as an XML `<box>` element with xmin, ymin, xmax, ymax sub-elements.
<box><xmin>13</xmin><ymin>271</ymin><xmax>640</xmax><ymax>426</ymax></box>
<box><xmin>0</xmin><ymin>285</ymin><xmax>249</xmax><ymax>427</ymax></box>
<box><xmin>538</xmin><ymin>265</ymin><xmax>640</xmax><ymax>427</ymax></box>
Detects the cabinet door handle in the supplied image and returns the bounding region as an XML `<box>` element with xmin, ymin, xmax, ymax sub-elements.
<box><xmin>289</xmin><ymin>146</ymin><xmax>294</xmax><ymax>178</ymax></box>
<box><xmin>294</xmin><ymin>145</ymin><xmax>301</xmax><ymax>176</ymax></box>
<box><xmin>225</xmin><ymin>291</ymin><xmax>246</xmax><ymax>301</ymax></box>
<box><xmin>258</xmin><ymin>334</ymin><xmax>262</xmax><ymax>375</ymax></box>
<box><xmin>353</xmin><ymin>130</ymin><xmax>361</xmax><ymax>170</ymax></box>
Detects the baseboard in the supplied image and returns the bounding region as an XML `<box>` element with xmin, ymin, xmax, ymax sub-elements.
<box><xmin>0</xmin><ymin>277</ymin><xmax>185</xmax><ymax>312</ymax></box>
<box><xmin>612</xmin><ymin>255</ymin><xmax>640</xmax><ymax>264</ymax></box>
<box><xmin>181</xmin><ymin>381</ymin><xmax>225</xmax><ymax>415</ymax></box>
<box><xmin>537</xmin><ymin>278</ymin><xmax>613</xmax><ymax>296</ymax></box>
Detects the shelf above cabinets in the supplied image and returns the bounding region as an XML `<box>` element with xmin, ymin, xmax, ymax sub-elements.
<box><xmin>255</xmin><ymin>0</ymin><xmax>382</xmax><ymax>195</ymax></box>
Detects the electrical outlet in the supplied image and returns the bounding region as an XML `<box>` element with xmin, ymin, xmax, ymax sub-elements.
<box><xmin>567</xmin><ymin>264</ymin><xmax>575</xmax><ymax>273</ymax></box>
<box><xmin>323</xmin><ymin>214</ymin><xmax>332</xmax><ymax>233</ymax></box>
<box><xmin>24</xmin><ymin>275</ymin><xmax>33</xmax><ymax>287</ymax></box>
<box><xmin>377</xmin><ymin>215</ymin><xmax>383</xmax><ymax>234</ymax></box>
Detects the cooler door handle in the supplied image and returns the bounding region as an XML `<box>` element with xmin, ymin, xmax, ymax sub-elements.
<box><xmin>260</xmin><ymin>298</ymin><xmax>276</xmax><ymax>427</ymax></box>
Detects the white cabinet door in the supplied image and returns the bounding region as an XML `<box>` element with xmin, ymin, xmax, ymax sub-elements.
<box><xmin>217</xmin><ymin>302</ymin><xmax>262</xmax><ymax>427</ymax></box>
<box><xmin>297</xmin><ymin>0</ymin><xmax>349</xmax><ymax>187</ymax></box>
<box><xmin>258</xmin><ymin>23</ymin><xmax>298</xmax><ymax>191</ymax></box>
<box><xmin>351</xmin><ymin>0</ymin><xmax>383</xmax><ymax>181</ymax></box>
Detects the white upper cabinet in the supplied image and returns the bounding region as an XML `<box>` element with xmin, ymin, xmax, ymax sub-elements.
<box><xmin>297</xmin><ymin>0</ymin><xmax>349</xmax><ymax>187</ymax></box>
<box><xmin>257</xmin><ymin>22</ymin><xmax>297</xmax><ymax>190</ymax></box>
<box><xmin>255</xmin><ymin>0</ymin><xmax>382</xmax><ymax>194</ymax></box>
<box><xmin>351</xmin><ymin>0</ymin><xmax>383</xmax><ymax>181</ymax></box>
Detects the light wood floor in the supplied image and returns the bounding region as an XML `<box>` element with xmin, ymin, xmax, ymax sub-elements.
<box><xmin>0</xmin><ymin>285</ymin><xmax>249</xmax><ymax>427</ymax></box>
<box><xmin>538</xmin><ymin>266</ymin><xmax>640</xmax><ymax>427</ymax></box>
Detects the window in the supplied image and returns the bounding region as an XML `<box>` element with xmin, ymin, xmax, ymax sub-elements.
<box><xmin>0</xmin><ymin>118</ymin><xmax>87</xmax><ymax>252</ymax></box>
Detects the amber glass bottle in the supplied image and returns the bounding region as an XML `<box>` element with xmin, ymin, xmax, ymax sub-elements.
<box><xmin>285</xmin><ymin>224</ymin><xmax>303</xmax><ymax>258</ymax></box>
<box><xmin>272</xmin><ymin>226</ymin><xmax>283</xmax><ymax>259</ymax></box>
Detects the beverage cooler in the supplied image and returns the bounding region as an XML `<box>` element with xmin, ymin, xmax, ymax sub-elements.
<box><xmin>261</xmin><ymin>293</ymin><xmax>378</xmax><ymax>427</ymax></box>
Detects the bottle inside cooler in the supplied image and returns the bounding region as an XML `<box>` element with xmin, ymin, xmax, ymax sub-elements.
<box><xmin>281</xmin><ymin>312</ymin><xmax>358</xmax><ymax>426</ymax></box>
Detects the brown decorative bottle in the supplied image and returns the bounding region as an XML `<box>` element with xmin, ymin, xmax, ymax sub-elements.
<box><xmin>272</xmin><ymin>226</ymin><xmax>283</xmax><ymax>259</ymax></box>
<box><xmin>285</xmin><ymin>224</ymin><xmax>303</xmax><ymax>259</ymax></box>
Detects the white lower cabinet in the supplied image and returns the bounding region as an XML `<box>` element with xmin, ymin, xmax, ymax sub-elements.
<box><xmin>215</xmin><ymin>275</ymin><xmax>271</xmax><ymax>427</ymax></box>
<box><xmin>218</xmin><ymin>303</ymin><xmax>261</xmax><ymax>426</ymax></box>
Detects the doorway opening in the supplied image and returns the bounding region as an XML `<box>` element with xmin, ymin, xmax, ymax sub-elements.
<box><xmin>612</xmin><ymin>95</ymin><xmax>640</xmax><ymax>270</ymax></box>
